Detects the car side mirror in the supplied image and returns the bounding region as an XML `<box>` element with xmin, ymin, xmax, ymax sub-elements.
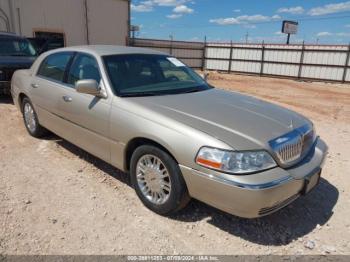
<box><xmin>75</xmin><ymin>79</ymin><xmax>101</xmax><ymax>96</ymax></box>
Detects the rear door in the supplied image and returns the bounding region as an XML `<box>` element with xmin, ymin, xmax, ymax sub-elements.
<box><xmin>56</xmin><ymin>52</ymin><xmax>112</xmax><ymax>163</ymax></box>
<box><xmin>30</xmin><ymin>51</ymin><xmax>74</xmax><ymax>119</ymax></box>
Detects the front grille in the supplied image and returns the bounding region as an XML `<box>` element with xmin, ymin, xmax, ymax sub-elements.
<box><xmin>269</xmin><ymin>124</ymin><xmax>315</xmax><ymax>166</ymax></box>
<box><xmin>276</xmin><ymin>135</ymin><xmax>303</xmax><ymax>163</ymax></box>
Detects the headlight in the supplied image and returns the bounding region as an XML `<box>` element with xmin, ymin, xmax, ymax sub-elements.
<box><xmin>196</xmin><ymin>147</ymin><xmax>277</xmax><ymax>174</ymax></box>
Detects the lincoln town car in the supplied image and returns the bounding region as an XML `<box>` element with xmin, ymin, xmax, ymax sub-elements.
<box><xmin>11</xmin><ymin>46</ymin><xmax>328</xmax><ymax>218</ymax></box>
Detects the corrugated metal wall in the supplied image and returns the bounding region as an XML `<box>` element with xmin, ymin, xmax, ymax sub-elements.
<box><xmin>0</xmin><ymin>0</ymin><xmax>129</xmax><ymax>46</ymax></box>
<box><xmin>206</xmin><ymin>43</ymin><xmax>350</xmax><ymax>83</ymax></box>
<box><xmin>131</xmin><ymin>38</ymin><xmax>350</xmax><ymax>83</ymax></box>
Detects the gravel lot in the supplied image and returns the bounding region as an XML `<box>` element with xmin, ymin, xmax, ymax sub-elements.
<box><xmin>1</xmin><ymin>73</ymin><xmax>349</xmax><ymax>255</ymax></box>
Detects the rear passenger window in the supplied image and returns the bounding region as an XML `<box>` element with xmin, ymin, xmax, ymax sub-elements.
<box><xmin>37</xmin><ymin>52</ymin><xmax>72</xmax><ymax>82</ymax></box>
<box><xmin>67</xmin><ymin>53</ymin><xmax>101</xmax><ymax>86</ymax></box>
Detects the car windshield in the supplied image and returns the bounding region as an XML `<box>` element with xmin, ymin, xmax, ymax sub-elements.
<box><xmin>0</xmin><ymin>38</ymin><xmax>37</xmax><ymax>57</ymax></box>
<box><xmin>103</xmin><ymin>54</ymin><xmax>211</xmax><ymax>97</ymax></box>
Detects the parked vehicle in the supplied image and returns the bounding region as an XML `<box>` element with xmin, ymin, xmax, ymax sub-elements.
<box><xmin>11</xmin><ymin>46</ymin><xmax>328</xmax><ymax>218</ymax></box>
<box><xmin>0</xmin><ymin>32</ymin><xmax>37</xmax><ymax>95</ymax></box>
<box><xmin>27</xmin><ymin>36</ymin><xmax>65</xmax><ymax>55</ymax></box>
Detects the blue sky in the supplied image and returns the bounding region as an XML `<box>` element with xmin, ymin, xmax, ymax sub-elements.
<box><xmin>131</xmin><ymin>0</ymin><xmax>350</xmax><ymax>44</ymax></box>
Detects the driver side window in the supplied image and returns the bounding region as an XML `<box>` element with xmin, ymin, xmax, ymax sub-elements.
<box><xmin>67</xmin><ymin>53</ymin><xmax>101</xmax><ymax>86</ymax></box>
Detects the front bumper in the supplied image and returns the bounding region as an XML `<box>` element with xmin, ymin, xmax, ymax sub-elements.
<box><xmin>0</xmin><ymin>81</ymin><xmax>11</xmax><ymax>95</ymax></box>
<box><xmin>180</xmin><ymin>138</ymin><xmax>328</xmax><ymax>218</ymax></box>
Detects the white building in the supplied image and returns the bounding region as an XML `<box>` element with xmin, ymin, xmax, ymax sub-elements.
<box><xmin>0</xmin><ymin>0</ymin><xmax>130</xmax><ymax>46</ymax></box>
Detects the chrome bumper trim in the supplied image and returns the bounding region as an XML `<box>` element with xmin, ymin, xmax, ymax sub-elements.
<box><xmin>179</xmin><ymin>165</ymin><xmax>293</xmax><ymax>190</ymax></box>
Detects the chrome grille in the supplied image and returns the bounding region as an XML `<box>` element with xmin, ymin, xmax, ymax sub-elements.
<box><xmin>276</xmin><ymin>136</ymin><xmax>303</xmax><ymax>163</ymax></box>
<box><xmin>269</xmin><ymin>124</ymin><xmax>315</xmax><ymax>166</ymax></box>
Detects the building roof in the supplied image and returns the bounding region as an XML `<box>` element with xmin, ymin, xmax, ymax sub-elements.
<box><xmin>58</xmin><ymin>45</ymin><xmax>167</xmax><ymax>57</ymax></box>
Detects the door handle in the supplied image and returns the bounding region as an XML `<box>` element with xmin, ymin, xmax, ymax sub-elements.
<box><xmin>62</xmin><ymin>95</ymin><xmax>72</xmax><ymax>102</ymax></box>
<box><xmin>31</xmin><ymin>83</ymin><xmax>39</xmax><ymax>88</ymax></box>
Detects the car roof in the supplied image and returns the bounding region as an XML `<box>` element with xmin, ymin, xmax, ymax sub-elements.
<box><xmin>50</xmin><ymin>45</ymin><xmax>168</xmax><ymax>57</ymax></box>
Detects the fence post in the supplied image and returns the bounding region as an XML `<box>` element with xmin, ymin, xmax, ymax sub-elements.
<box><xmin>228</xmin><ymin>40</ymin><xmax>233</xmax><ymax>73</ymax></box>
<box><xmin>342</xmin><ymin>44</ymin><xmax>350</xmax><ymax>83</ymax></box>
<box><xmin>202</xmin><ymin>36</ymin><xmax>207</xmax><ymax>71</ymax></box>
<box><xmin>298</xmin><ymin>41</ymin><xmax>305</xmax><ymax>79</ymax></box>
<box><xmin>260</xmin><ymin>41</ymin><xmax>265</xmax><ymax>76</ymax></box>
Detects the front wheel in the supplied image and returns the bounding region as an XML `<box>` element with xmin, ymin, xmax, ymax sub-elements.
<box><xmin>130</xmin><ymin>145</ymin><xmax>190</xmax><ymax>215</ymax></box>
<box><xmin>22</xmin><ymin>97</ymin><xmax>47</xmax><ymax>138</ymax></box>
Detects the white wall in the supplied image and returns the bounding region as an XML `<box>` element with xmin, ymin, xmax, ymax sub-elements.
<box><xmin>87</xmin><ymin>0</ymin><xmax>129</xmax><ymax>45</ymax></box>
<box><xmin>0</xmin><ymin>0</ymin><xmax>11</xmax><ymax>32</ymax></box>
<box><xmin>206</xmin><ymin>43</ymin><xmax>350</xmax><ymax>82</ymax></box>
<box><xmin>0</xmin><ymin>0</ymin><xmax>129</xmax><ymax>46</ymax></box>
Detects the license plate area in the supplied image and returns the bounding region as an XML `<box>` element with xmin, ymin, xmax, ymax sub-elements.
<box><xmin>302</xmin><ymin>170</ymin><xmax>321</xmax><ymax>195</ymax></box>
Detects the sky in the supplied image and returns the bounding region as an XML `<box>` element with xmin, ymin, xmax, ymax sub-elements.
<box><xmin>130</xmin><ymin>0</ymin><xmax>350</xmax><ymax>44</ymax></box>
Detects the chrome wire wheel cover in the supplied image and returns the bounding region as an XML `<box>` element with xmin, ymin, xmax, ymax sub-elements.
<box><xmin>136</xmin><ymin>154</ymin><xmax>172</xmax><ymax>205</ymax></box>
<box><xmin>24</xmin><ymin>103</ymin><xmax>37</xmax><ymax>133</ymax></box>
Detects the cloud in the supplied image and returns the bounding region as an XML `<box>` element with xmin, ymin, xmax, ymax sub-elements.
<box><xmin>346</xmin><ymin>24</ymin><xmax>350</xmax><ymax>28</ymax></box>
<box><xmin>243</xmin><ymin>24</ymin><xmax>257</xmax><ymax>29</ymax></box>
<box><xmin>153</xmin><ymin>0</ymin><xmax>189</xmax><ymax>6</ymax></box>
<box><xmin>233</xmin><ymin>9</ymin><xmax>241</xmax><ymax>13</ymax></box>
<box><xmin>317</xmin><ymin>32</ymin><xmax>333</xmax><ymax>37</ymax></box>
<box><xmin>167</xmin><ymin>13</ymin><xmax>183</xmax><ymax>19</ymax></box>
<box><xmin>277</xmin><ymin>6</ymin><xmax>304</xmax><ymax>14</ymax></box>
<box><xmin>336</xmin><ymin>32</ymin><xmax>350</xmax><ymax>37</ymax></box>
<box><xmin>275</xmin><ymin>31</ymin><xmax>283</xmax><ymax>35</ymax></box>
<box><xmin>189</xmin><ymin>36</ymin><xmax>200</xmax><ymax>41</ymax></box>
<box><xmin>131</xmin><ymin>2</ymin><xmax>154</xmax><ymax>12</ymax></box>
<box><xmin>210</xmin><ymin>14</ymin><xmax>281</xmax><ymax>25</ymax></box>
<box><xmin>173</xmin><ymin>5</ymin><xmax>194</xmax><ymax>14</ymax></box>
<box><xmin>131</xmin><ymin>0</ymin><xmax>191</xmax><ymax>12</ymax></box>
<box><xmin>308</xmin><ymin>1</ymin><xmax>350</xmax><ymax>16</ymax></box>
<box><xmin>316</xmin><ymin>31</ymin><xmax>350</xmax><ymax>38</ymax></box>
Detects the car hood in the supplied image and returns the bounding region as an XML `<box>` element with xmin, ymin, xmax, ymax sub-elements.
<box><xmin>129</xmin><ymin>88</ymin><xmax>311</xmax><ymax>150</ymax></box>
<box><xmin>0</xmin><ymin>56</ymin><xmax>36</xmax><ymax>68</ymax></box>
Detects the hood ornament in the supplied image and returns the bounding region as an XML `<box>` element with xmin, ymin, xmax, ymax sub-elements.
<box><xmin>288</xmin><ymin>120</ymin><xmax>294</xmax><ymax>130</ymax></box>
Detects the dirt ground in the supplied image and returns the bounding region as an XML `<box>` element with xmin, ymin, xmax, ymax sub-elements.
<box><xmin>0</xmin><ymin>73</ymin><xmax>349</xmax><ymax>255</ymax></box>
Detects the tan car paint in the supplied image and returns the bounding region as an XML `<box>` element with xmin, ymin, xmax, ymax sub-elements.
<box><xmin>11</xmin><ymin>46</ymin><xmax>327</xmax><ymax>218</ymax></box>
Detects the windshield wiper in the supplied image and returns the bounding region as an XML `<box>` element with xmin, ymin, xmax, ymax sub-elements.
<box><xmin>182</xmin><ymin>88</ymin><xmax>207</xmax><ymax>94</ymax></box>
<box><xmin>120</xmin><ymin>92</ymin><xmax>160</xmax><ymax>97</ymax></box>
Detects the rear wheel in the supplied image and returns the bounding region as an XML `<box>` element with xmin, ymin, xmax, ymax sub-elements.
<box><xmin>22</xmin><ymin>97</ymin><xmax>47</xmax><ymax>138</ymax></box>
<box><xmin>130</xmin><ymin>145</ymin><xmax>190</xmax><ymax>215</ymax></box>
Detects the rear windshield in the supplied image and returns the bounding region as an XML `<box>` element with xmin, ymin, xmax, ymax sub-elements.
<box><xmin>0</xmin><ymin>38</ymin><xmax>37</xmax><ymax>57</ymax></box>
<box><xmin>103</xmin><ymin>54</ymin><xmax>211</xmax><ymax>97</ymax></box>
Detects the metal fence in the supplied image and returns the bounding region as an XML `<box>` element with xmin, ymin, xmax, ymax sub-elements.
<box><xmin>130</xmin><ymin>38</ymin><xmax>205</xmax><ymax>69</ymax></box>
<box><xmin>130</xmin><ymin>38</ymin><xmax>350</xmax><ymax>83</ymax></box>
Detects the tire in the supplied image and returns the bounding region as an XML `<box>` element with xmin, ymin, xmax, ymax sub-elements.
<box><xmin>130</xmin><ymin>145</ymin><xmax>190</xmax><ymax>215</ymax></box>
<box><xmin>22</xmin><ymin>97</ymin><xmax>47</xmax><ymax>138</ymax></box>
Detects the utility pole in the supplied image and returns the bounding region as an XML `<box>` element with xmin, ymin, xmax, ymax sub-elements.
<box><xmin>129</xmin><ymin>25</ymin><xmax>140</xmax><ymax>46</ymax></box>
<box><xmin>169</xmin><ymin>34</ymin><xmax>174</xmax><ymax>55</ymax></box>
<box><xmin>245</xmin><ymin>31</ymin><xmax>249</xmax><ymax>44</ymax></box>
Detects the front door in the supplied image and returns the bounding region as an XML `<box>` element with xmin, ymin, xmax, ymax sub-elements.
<box><xmin>56</xmin><ymin>53</ymin><xmax>112</xmax><ymax>163</ymax></box>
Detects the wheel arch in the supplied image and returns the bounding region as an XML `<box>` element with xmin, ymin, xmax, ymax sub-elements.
<box><xmin>124</xmin><ymin>137</ymin><xmax>178</xmax><ymax>172</ymax></box>
<box><xmin>18</xmin><ymin>93</ymin><xmax>28</xmax><ymax>112</ymax></box>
